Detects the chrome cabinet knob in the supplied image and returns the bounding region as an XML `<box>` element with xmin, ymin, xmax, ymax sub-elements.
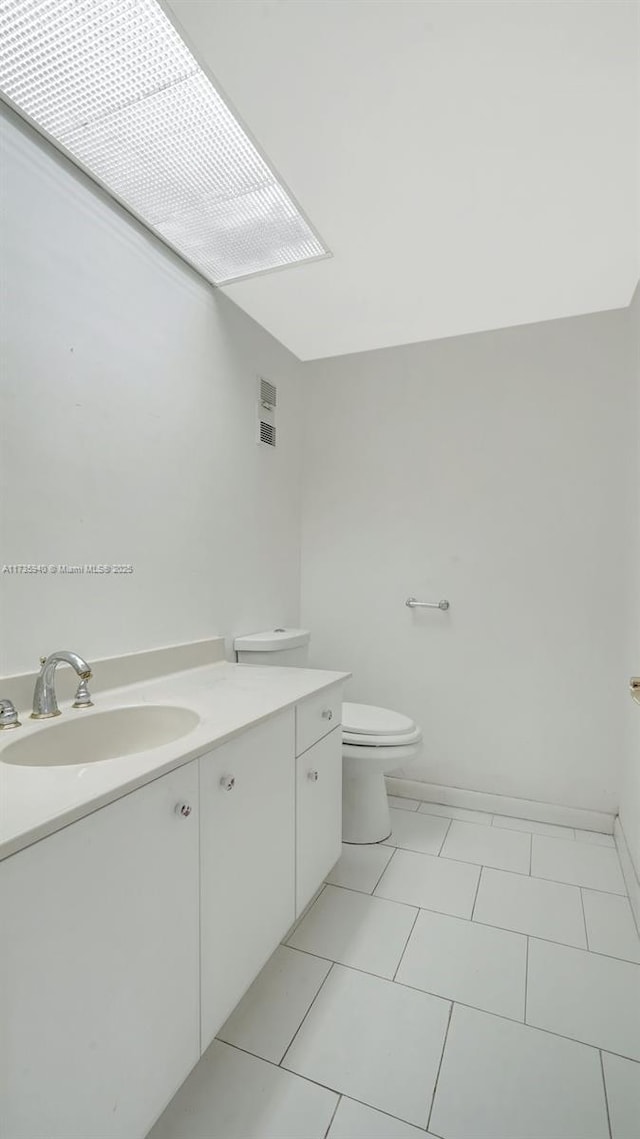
<box><xmin>321</xmin><ymin>708</ymin><xmax>333</xmax><ymax>720</ymax></box>
<box><xmin>175</xmin><ymin>802</ymin><xmax>192</xmax><ymax>817</ymax></box>
<box><xmin>307</xmin><ymin>770</ymin><xmax>319</xmax><ymax>782</ymax></box>
<box><xmin>220</xmin><ymin>775</ymin><xmax>236</xmax><ymax>791</ymax></box>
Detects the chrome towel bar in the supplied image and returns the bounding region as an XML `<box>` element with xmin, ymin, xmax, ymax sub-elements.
<box><xmin>406</xmin><ymin>597</ymin><xmax>450</xmax><ymax>611</ymax></box>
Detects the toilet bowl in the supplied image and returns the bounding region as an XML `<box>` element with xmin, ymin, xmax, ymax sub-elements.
<box><xmin>233</xmin><ymin>629</ymin><xmax>421</xmax><ymax>845</ymax></box>
<box><xmin>341</xmin><ymin>702</ymin><xmax>422</xmax><ymax>843</ymax></box>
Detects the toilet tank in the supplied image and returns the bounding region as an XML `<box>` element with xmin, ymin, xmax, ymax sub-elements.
<box><xmin>234</xmin><ymin>628</ymin><xmax>310</xmax><ymax>667</ymax></box>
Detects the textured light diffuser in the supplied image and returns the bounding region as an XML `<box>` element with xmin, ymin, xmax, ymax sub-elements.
<box><xmin>0</xmin><ymin>0</ymin><xmax>327</xmax><ymax>282</ymax></box>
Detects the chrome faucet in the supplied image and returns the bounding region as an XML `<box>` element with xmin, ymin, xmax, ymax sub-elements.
<box><xmin>31</xmin><ymin>650</ymin><xmax>93</xmax><ymax>719</ymax></box>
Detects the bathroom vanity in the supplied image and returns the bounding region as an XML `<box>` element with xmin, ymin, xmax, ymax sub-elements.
<box><xmin>0</xmin><ymin>657</ymin><xmax>346</xmax><ymax>1139</ymax></box>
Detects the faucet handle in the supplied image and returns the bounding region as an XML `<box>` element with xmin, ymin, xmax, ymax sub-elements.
<box><xmin>0</xmin><ymin>699</ymin><xmax>21</xmax><ymax>729</ymax></box>
<box><xmin>72</xmin><ymin>678</ymin><xmax>94</xmax><ymax>709</ymax></box>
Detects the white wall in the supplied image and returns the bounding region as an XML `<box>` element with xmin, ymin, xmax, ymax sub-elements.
<box><xmin>3</xmin><ymin>105</ymin><xmax>637</xmax><ymax>833</ymax></box>
<box><xmin>621</xmin><ymin>284</ymin><xmax>640</xmax><ymax>871</ymax></box>
<box><xmin>301</xmin><ymin>310</ymin><xmax>636</xmax><ymax>815</ymax></box>
<box><xmin>0</xmin><ymin>109</ymin><xmax>304</xmax><ymax>676</ymax></box>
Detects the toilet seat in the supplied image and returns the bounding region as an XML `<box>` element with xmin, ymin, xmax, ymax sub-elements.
<box><xmin>342</xmin><ymin>702</ymin><xmax>421</xmax><ymax>747</ymax></box>
<box><xmin>342</xmin><ymin>702</ymin><xmax>415</xmax><ymax>736</ymax></box>
<box><xmin>342</xmin><ymin>726</ymin><xmax>422</xmax><ymax>747</ymax></box>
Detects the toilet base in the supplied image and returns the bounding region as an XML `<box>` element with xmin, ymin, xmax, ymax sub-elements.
<box><xmin>342</xmin><ymin>771</ymin><xmax>392</xmax><ymax>844</ymax></box>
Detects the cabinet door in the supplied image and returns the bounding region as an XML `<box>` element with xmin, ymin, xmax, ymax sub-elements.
<box><xmin>199</xmin><ymin>710</ymin><xmax>296</xmax><ymax>1050</ymax></box>
<box><xmin>296</xmin><ymin>726</ymin><xmax>342</xmax><ymax>915</ymax></box>
<box><xmin>0</xmin><ymin>763</ymin><xmax>200</xmax><ymax>1139</ymax></box>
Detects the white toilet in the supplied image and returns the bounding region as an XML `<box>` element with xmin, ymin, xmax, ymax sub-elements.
<box><xmin>234</xmin><ymin>628</ymin><xmax>422</xmax><ymax>844</ymax></box>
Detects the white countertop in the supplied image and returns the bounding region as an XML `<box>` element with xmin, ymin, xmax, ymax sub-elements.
<box><xmin>0</xmin><ymin>662</ymin><xmax>348</xmax><ymax>861</ymax></box>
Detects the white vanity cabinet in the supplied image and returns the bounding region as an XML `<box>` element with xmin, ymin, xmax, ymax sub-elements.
<box><xmin>0</xmin><ymin>679</ymin><xmax>344</xmax><ymax>1139</ymax></box>
<box><xmin>199</xmin><ymin>710</ymin><xmax>296</xmax><ymax>1049</ymax></box>
<box><xmin>0</xmin><ymin>762</ymin><xmax>200</xmax><ymax>1139</ymax></box>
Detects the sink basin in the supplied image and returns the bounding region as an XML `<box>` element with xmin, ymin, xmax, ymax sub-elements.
<box><xmin>0</xmin><ymin>705</ymin><xmax>200</xmax><ymax>767</ymax></box>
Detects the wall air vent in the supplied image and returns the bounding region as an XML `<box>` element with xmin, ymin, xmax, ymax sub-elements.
<box><xmin>0</xmin><ymin>0</ymin><xmax>329</xmax><ymax>285</ymax></box>
<box><xmin>260</xmin><ymin>377</ymin><xmax>277</xmax><ymax>410</ymax></box>
<box><xmin>259</xmin><ymin>421</ymin><xmax>276</xmax><ymax>448</ymax></box>
<box><xmin>257</xmin><ymin>376</ymin><xmax>276</xmax><ymax>448</ymax></box>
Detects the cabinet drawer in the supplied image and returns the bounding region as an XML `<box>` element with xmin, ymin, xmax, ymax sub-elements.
<box><xmin>296</xmin><ymin>727</ymin><xmax>342</xmax><ymax>914</ymax></box>
<box><xmin>296</xmin><ymin>684</ymin><xmax>342</xmax><ymax>756</ymax></box>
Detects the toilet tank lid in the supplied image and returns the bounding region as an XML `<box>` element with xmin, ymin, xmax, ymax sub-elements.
<box><xmin>234</xmin><ymin>628</ymin><xmax>310</xmax><ymax>652</ymax></box>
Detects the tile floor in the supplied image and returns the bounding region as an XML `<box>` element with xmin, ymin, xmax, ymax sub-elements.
<box><xmin>149</xmin><ymin>798</ymin><xmax>640</xmax><ymax>1139</ymax></box>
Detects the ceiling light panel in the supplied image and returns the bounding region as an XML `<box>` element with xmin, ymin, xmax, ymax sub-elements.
<box><xmin>158</xmin><ymin>183</ymin><xmax>327</xmax><ymax>283</ymax></box>
<box><xmin>0</xmin><ymin>0</ymin><xmax>328</xmax><ymax>283</ymax></box>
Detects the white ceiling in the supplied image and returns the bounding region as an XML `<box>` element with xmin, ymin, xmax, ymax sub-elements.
<box><xmin>165</xmin><ymin>0</ymin><xmax>638</xmax><ymax>361</ymax></box>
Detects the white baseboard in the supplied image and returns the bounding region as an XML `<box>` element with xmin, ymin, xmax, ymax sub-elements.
<box><xmin>385</xmin><ymin>776</ymin><xmax>615</xmax><ymax>834</ymax></box>
<box><xmin>614</xmin><ymin>817</ymin><xmax>640</xmax><ymax>934</ymax></box>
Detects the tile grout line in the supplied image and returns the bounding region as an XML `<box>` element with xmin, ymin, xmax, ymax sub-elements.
<box><xmin>436</xmin><ymin>816</ymin><xmax>453</xmax><ymax>856</ymax></box>
<box><xmin>220</xmin><ymin>1028</ymin><xmax>637</xmax><ymax>1137</ymax></box>
<box><xmin>469</xmin><ymin>865</ymin><xmax>483</xmax><ymax>921</ymax></box>
<box><xmin>371</xmin><ymin>845</ymin><xmax>397</xmax><ymax>894</ymax></box>
<box><xmin>284</xmin><ymin>882</ymin><xmax>328</xmax><ymax>945</ymax></box>
<box><xmin>220</xmin><ymin>947</ymin><xmax>640</xmax><ymax>1102</ymax></box>
<box><xmin>314</xmin><ymin>879</ymin><xmax>422</xmax><ymax>913</ymax></box>
<box><xmin>324</xmin><ymin>882</ymin><xmax>386</xmax><ymax>900</ymax></box>
<box><xmin>429</xmin><ymin>849</ymin><xmax>537</xmax><ymax>878</ymax></box>
<box><xmin>385</xmin><ymin>845</ymin><xmax>533</xmax><ymax>877</ymax></box>
<box><xmin>461</xmin><ymin>863</ymin><xmax>630</xmax><ymax>901</ymax></box>
<box><xmin>222</xmin><ymin>1037</ymin><xmax>455</xmax><ymax>1134</ymax></box>
<box><xmin>516</xmin><ymin>870</ymin><xmax>626</xmax><ymax>895</ymax></box>
<box><xmin>279</xmin><ymin>961</ymin><xmax>335</xmax><ymax>1069</ymax></box>
<box><xmin>325</xmin><ymin>863</ymin><xmax>395</xmax><ymax>899</ymax></box>
<box><xmin>425</xmin><ymin>1000</ymin><xmax>454</xmax><ymax>1135</ymax></box>
<box><xmin>392</xmin><ymin>906</ymin><xmax>421</xmax><ymax>982</ymax></box>
<box><xmin>322</xmin><ymin>1093</ymin><xmax>341</xmax><ymax>1139</ymax></box>
<box><xmin>384</xmin><ymin>842</ymin><xmax>627</xmax><ymax>894</ymax></box>
<box><xmin>424</xmin><ymin>815</ymin><xmax>583</xmax><ymax>841</ymax></box>
<box><xmin>393</xmin><ymin>973</ymin><xmax>640</xmax><ymax>1061</ymax></box>
<box><xmin>599</xmin><ymin>1050</ymin><xmax>613</xmax><ymax>1139</ymax></box>
<box><xmin>331</xmin><ymin>1093</ymin><xmax>443</xmax><ymax>1135</ymax></box>
<box><xmin>316</xmin><ymin>879</ymin><xmax>640</xmax><ymax>964</ymax></box>
<box><xmin>579</xmin><ymin>882</ymin><xmax>638</xmax><ymax>898</ymax></box>
<box><xmin>220</xmin><ymin>1038</ymin><xmax>357</xmax><ymax>1104</ymax></box>
<box><xmin>382</xmin><ymin>842</ymin><xmax>466</xmax><ymax>861</ymax></box>
<box><xmin>419</xmin><ymin>807</ymin><xmax>491</xmax><ymax>825</ymax></box>
<box><xmin>466</xmin><ymin>913</ymin><xmax>637</xmax><ymax>964</ymax></box>
<box><xmin>495</xmin><ymin>823</ymin><xmax>579</xmax><ymax>842</ymax></box>
<box><xmin>523</xmin><ymin>935</ymin><xmax>529</xmax><ymax>1023</ymax></box>
<box><xmin>288</xmin><ymin>929</ymin><xmax>640</xmax><ymax>1047</ymax></box>
<box><xmin>579</xmin><ymin>887</ymin><xmax>590</xmax><ymax>951</ymax></box>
